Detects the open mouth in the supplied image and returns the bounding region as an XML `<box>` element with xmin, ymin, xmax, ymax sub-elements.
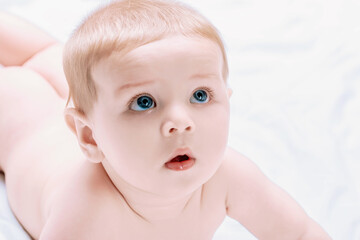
<box><xmin>165</xmin><ymin>154</ymin><xmax>195</xmax><ymax>171</ymax></box>
<box><xmin>169</xmin><ymin>154</ymin><xmax>190</xmax><ymax>162</ymax></box>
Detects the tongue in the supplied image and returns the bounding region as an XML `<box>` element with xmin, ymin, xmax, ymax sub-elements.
<box><xmin>165</xmin><ymin>157</ymin><xmax>195</xmax><ymax>171</ymax></box>
<box><xmin>171</xmin><ymin>155</ymin><xmax>189</xmax><ymax>162</ymax></box>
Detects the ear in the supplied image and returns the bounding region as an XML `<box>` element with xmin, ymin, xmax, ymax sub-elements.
<box><xmin>227</xmin><ymin>87</ymin><xmax>233</xmax><ymax>98</ymax></box>
<box><xmin>64</xmin><ymin>107</ymin><xmax>104</xmax><ymax>163</ymax></box>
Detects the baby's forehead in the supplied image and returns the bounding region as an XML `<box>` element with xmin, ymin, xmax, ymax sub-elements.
<box><xmin>96</xmin><ymin>36</ymin><xmax>223</xmax><ymax>72</ymax></box>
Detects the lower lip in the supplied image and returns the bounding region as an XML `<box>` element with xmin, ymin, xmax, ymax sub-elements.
<box><xmin>165</xmin><ymin>159</ymin><xmax>195</xmax><ymax>171</ymax></box>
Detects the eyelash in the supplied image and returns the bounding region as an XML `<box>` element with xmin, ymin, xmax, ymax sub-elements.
<box><xmin>195</xmin><ymin>86</ymin><xmax>215</xmax><ymax>101</ymax></box>
<box><xmin>127</xmin><ymin>92</ymin><xmax>153</xmax><ymax>109</ymax></box>
<box><xmin>127</xmin><ymin>86</ymin><xmax>215</xmax><ymax>110</ymax></box>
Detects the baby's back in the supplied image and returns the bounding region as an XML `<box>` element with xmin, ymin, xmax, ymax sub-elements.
<box><xmin>4</xmin><ymin>112</ymin><xmax>83</xmax><ymax>238</ymax></box>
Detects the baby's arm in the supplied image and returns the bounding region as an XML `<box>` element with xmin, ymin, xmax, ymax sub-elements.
<box><xmin>0</xmin><ymin>12</ymin><xmax>68</xmax><ymax>98</ymax></box>
<box><xmin>224</xmin><ymin>148</ymin><xmax>331</xmax><ymax>239</ymax></box>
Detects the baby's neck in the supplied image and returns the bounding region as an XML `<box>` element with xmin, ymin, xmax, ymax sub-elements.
<box><xmin>122</xmin><ymin>190</ymin><xmax>195</xmax><ymax>222</ymax></box>
<box><xmin>101</xmin><ymin>161</ymin><xmax>200</xmax><ymax>223</ymax></box>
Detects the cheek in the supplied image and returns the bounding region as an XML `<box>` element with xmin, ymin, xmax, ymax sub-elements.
<box><xmin>196</xmin><ymin>104</ymin><xmax>230</xmax><ymax>156</ymax></box>
<box><xmin>99</xmin><ymin>116</ymin><xmax>158</xmax><ymax>164</ymax></box>
<box><xmin>209</xmin><ymin>116</ymin><xmax>229</xmax><ymax>151</ymax></box>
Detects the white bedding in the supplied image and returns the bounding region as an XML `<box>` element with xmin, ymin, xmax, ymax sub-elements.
<box><xmin>0</xmin><ymin>174</ymin><xmax>31</xmax><ymax>240</ymax></box>
<box><xmin>1</xmin><ymin>0</ymin><xmax>359</xmax><ymax>239</ymax></box>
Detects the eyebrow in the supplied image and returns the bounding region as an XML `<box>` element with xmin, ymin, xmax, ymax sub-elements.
<box><xmin>189</xmin><ymin>73</ymin><xmax>219</xmax><ymax>80</ymax></box>
<box><xmin>115</xmin><ymin>73</ymin><xmax>218</xmax><ymax>95</ymax></box>
<box><xmin>115</xmin><ymin>80</ymin><xmax>154</xmax><ymax>95</ymax></box>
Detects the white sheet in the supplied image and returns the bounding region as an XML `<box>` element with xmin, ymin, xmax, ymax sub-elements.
<box><xmin>0</xmin><ymin>174</ymin><xmax>31</xmax><ymax>240</ymax></box>
<box><xmin>1</xmin><ymin>0</ymin><xmax>359</xmax><ymax>239</ymax></box>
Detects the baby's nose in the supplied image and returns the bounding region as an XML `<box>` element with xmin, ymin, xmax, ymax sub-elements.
<box><xmin>161</xmin><ymin>106</ymin><xmax>195</xmax><ymax>137</ymax></box>
<box><xmin>162</xmin><ymin>121</ymin><xmax>194</xmax><ymax>136</ymax></box>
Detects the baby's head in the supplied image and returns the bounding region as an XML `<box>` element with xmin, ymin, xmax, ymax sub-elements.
<box><xmin>63</xmin><ymin>0</ymin><xmax>228</xmax><ymax>115</ymax></box>
<box><xmin>63</xmin><ymin>0</ymin><xmax>232</xmax><ymax>197</ymax></box>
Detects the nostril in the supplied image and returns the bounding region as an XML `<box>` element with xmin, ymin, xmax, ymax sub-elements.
<box><xmin>168</xmin><ymin>126</ymin><xmax>192</xmax><ymax>134</ymax></box>
<box><xmin>169</xmin><ymin>126</ymin><xmax>191</xmax><ymax>134</ymax></box>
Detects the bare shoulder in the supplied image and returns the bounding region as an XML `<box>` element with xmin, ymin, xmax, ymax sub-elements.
<box><xmin>221</xmin><ymin>147</ymin><xmax>330</xmax><ymax>239</ymax></box>
<box><xmin>221</xmin><ymin>146</ymin><xmax>258</xmax><ymax>173</ymax></box>
<box><xmin>40</xmin><ymin>162</ymin><xmax>124</xmax><ymax>239</ymax></box>
<box><xmin>213</xmin><ymin>146</ymin><xmax>263</xmax><ymax>189</ymax></box>
<box><xmin>220</xmin><ymin>147</ymin><xmax>281</xmax><ymax>214</ymax></box>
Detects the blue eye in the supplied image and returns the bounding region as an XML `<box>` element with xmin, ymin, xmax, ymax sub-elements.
<box><xmin>190</xmin><ymin>89</ymin><xmax>209</xmax><ymax>103</ymax></box>
<box><xmin>130</xmin><ymin>95</ymin><xmax>155</xmax><ymax>111</ymax></box>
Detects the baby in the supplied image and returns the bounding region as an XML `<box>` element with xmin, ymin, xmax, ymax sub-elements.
<box><xmin>0</xmin><ymin>0</ymin><xmax>331</xmax><ymax>239</ymax></box>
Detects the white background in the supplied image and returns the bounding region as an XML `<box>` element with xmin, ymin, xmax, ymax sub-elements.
<box><xmin>1</xmin><ymin>0</ymin><xmax>359</xmax><ymax>239</ymax></box>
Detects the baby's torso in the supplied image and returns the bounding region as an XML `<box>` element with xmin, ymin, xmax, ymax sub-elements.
<box><xmin>44</xmin><ymin>160</ymin><xmax>229</xmax><ymax>240</ymax></box>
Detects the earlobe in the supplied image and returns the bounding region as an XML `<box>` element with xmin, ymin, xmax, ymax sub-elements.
<box><xmin>81</xmin><ymin>143</ymin><xmax>105</xmax><ymax>164</ymax></box>
<box><xmin>63</xmin><ymin>107</ymin><xmax>105</xmax><ymax>163</ymax></box>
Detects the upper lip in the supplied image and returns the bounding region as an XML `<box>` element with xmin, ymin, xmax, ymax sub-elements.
<box><xmin>167</xmin><ymin>147</ymin><xmax>195</xmax><ymax>162</ymax></box>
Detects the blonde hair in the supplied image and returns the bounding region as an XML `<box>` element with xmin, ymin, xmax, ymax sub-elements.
<box><xmin>63</xmin><ymin>0</ymin><xmax>228</xmax><ymax>114</ymax></box>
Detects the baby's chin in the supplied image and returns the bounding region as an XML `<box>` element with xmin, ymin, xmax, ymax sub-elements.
<box><xmin>105</xmin><ymin>152</ymin><xmax>223</xmax><ymax>198</ymax></box>
<box><xmin>154</xmin><ymin>167</ymin><xmax>216</xmax><ymax>196</ymax></box>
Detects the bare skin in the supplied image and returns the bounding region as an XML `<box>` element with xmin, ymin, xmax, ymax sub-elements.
<box><xmin>0</xmin><ymin>13</ymin><xmax>331</xmax><ymax>240</ymax></box>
